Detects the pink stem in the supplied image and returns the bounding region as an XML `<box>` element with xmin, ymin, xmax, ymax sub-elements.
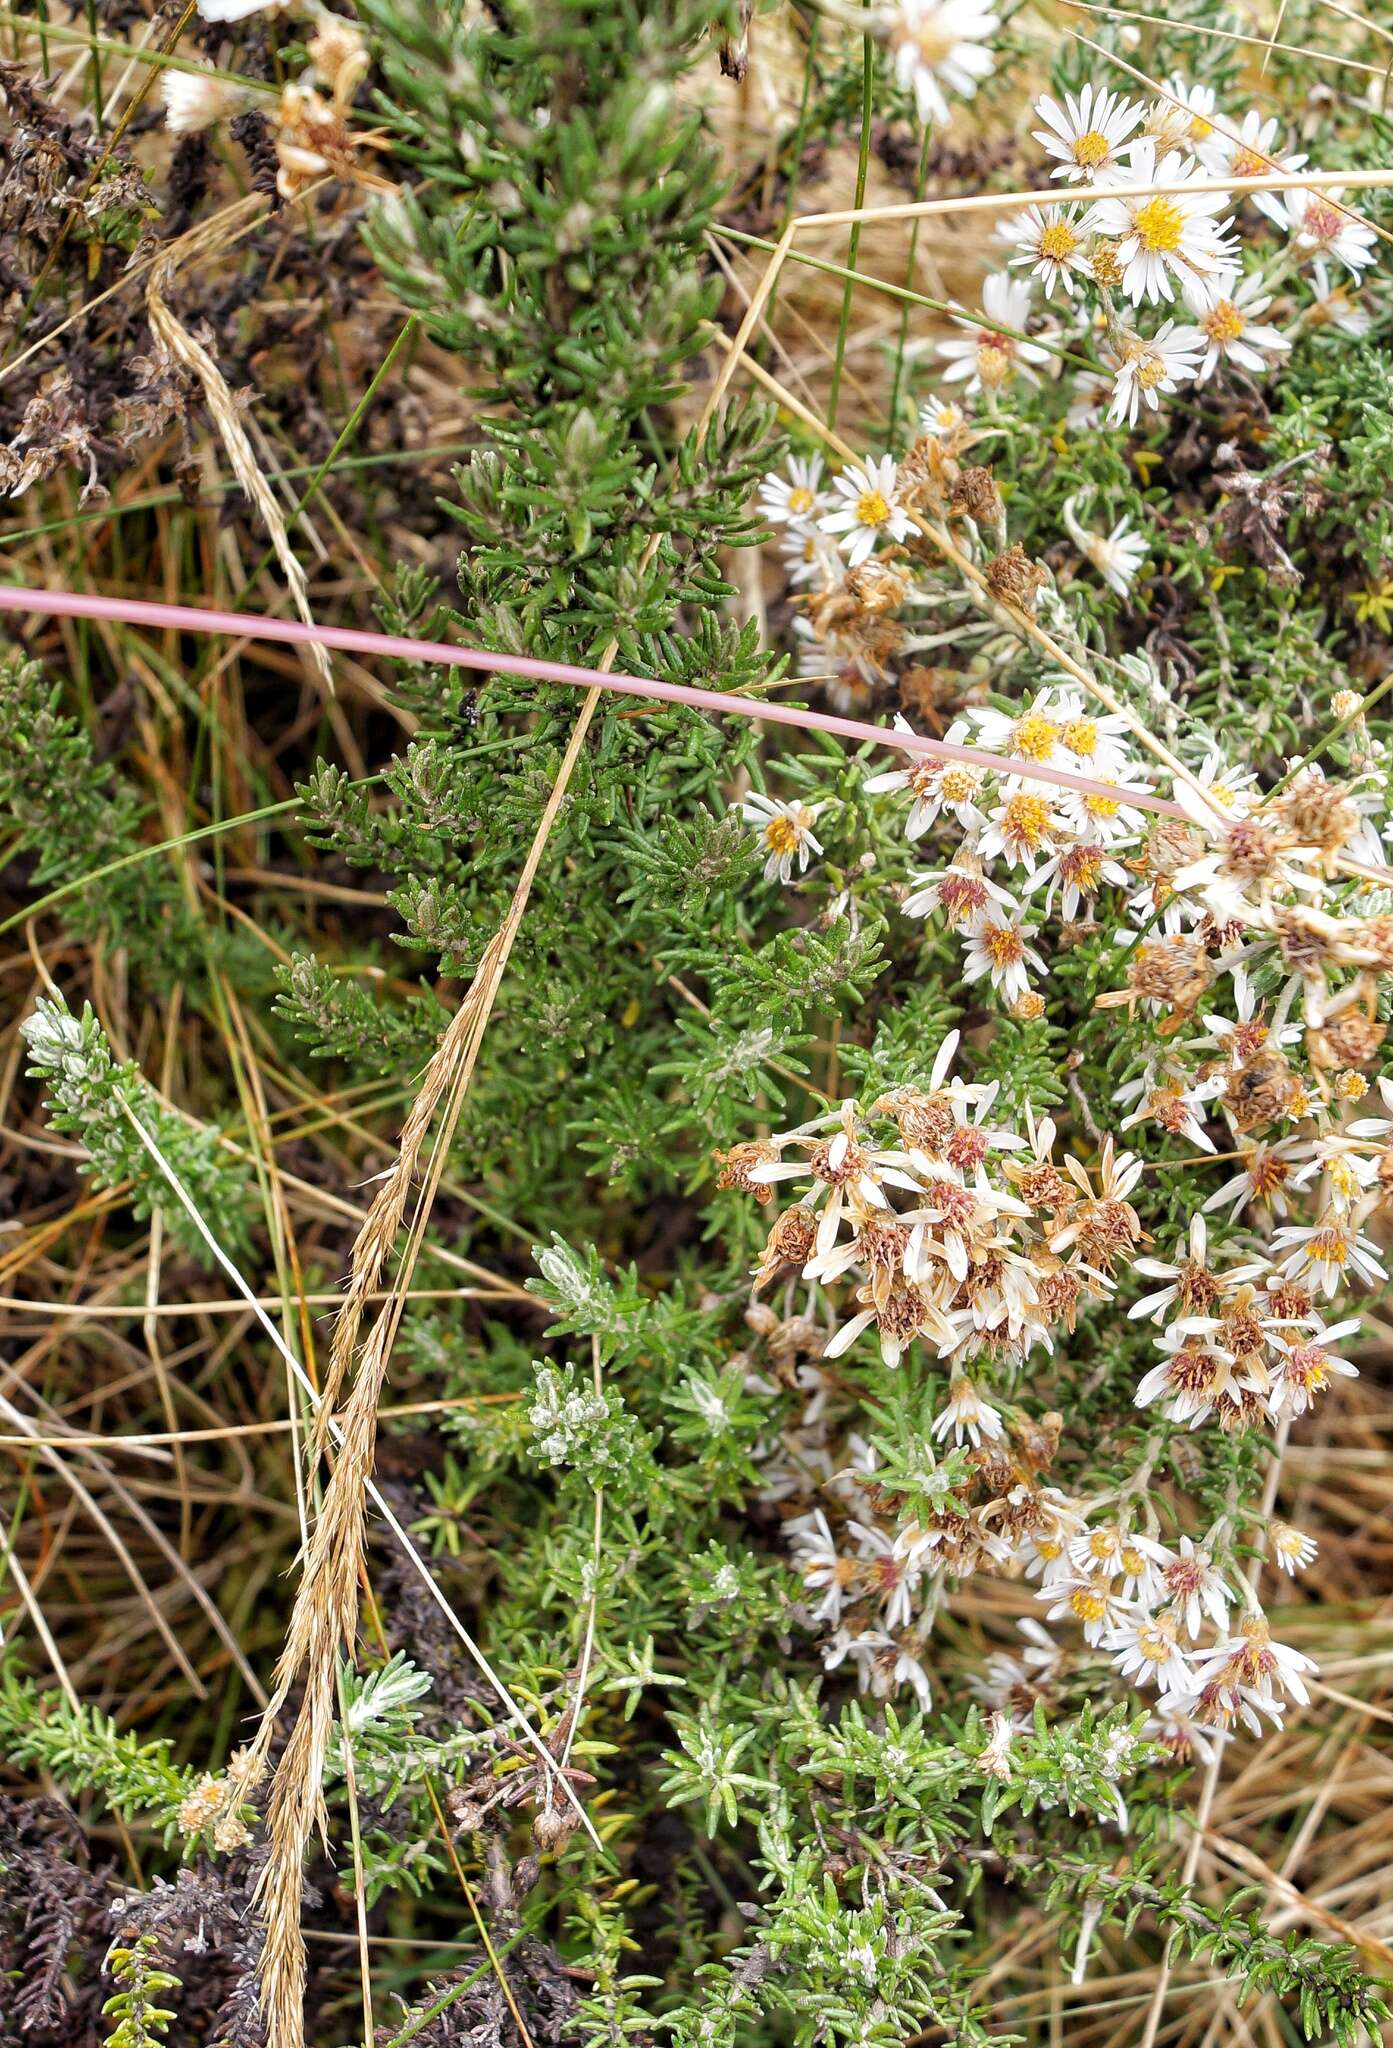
<box><xmin>0</xmin><ymin>581</ymin><xmax>1189</xmax><ymax>817</ymax></box>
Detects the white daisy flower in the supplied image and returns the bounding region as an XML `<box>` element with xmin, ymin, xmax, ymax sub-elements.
<box><xmin>1180</xmin><ymin>747</ymin><xmax>1260</xmax><ymax>819</ymax></box>
<box><xmin>1146</xmin><ymin>1709</ymin><xmax>1226</xmax><ymax>1768</ymax></box>
<box><xmin>1040</xmin><ymin>1572</ymin><xmax>1129</xmax><ymax>1647</ymax></box>
<box><xmin>1117</xmin><ymin>1066</ymin><xmax>1220</xmax><ymax>1153</ymax></box>
<box><xmin>1289</xmin><ymin>1134</ymin><xmax>1380</xmax><ymax>1215</ymax></box>
<box><xmin>1049</xmin><ymin>692</ymin><xmax>1134</xmax><ymax>776</ymax></box>
<box><xmin>1284</xmin><ymin>186</ymin><xmax>1377</xmax><ymax>278</ymax></box>
<box><xmin>1054</xmin><ymin>777</ymin><xmax>1153</xmax><ymax>846</ymax></box>
<box><xmin>1187</xmin><ymin>1612</ymin><xmax>1316</xmax><ymax>1728</ymax></box>
<box><xmin>1133</xmin><ymin>1328</ymin><xmax>1243</xmax><ymax>1428</ymax></box>
<box><xmin>740</xmin><ymin>792</ymin><xmax>828</xmax><ymax>884</ymax></box>
<box><xmin>1222</xmin><ymin>109</ymin><xmax>1307</xmax><ymax>228</ymax></box>
<box><xmin>1145</xmin><ymin>76</ymin><xmax>1229</xmax><ymax>174</ymax></box>
<box><xmin>1201</xmin><ymin>1137</ymin><xmax>1307</xmax><ymax>1220</ymax></box>
<box><xmin>961</xmin><ymin>686</ymin><xmax>1066</xmax><ymax>765</ymax></box>
<box><xmin>819</xmin><ymin>454</ymin><xmax>912</xmax><ymax>567</ymax></box>
<box><xmin>781</xmin><ymin>524</ymin><xmax>849</xmax><ymax>591</ymax></box>
<box><xmin>1160</xmin><ymin>1536</ymin><xmax>1233</xmax><ymax>1638</ymax></box>
<box><xmin>1003</xmin><ymin>202</ymin><xmax>1096</xmax><ymax>298</ymax></box>
<box><xmin>1072</xmin><ymin>1523</ymin><xmax>1170</xmax><ymax>1599</ymax></box>
<box><xmin>758</xmin><ymin>454</ymin><xmax>826</xmax><ymax>529</ymax></box>
<box><xmin>1266</xmin><ymin>1320</ymin><xmax>1362</xmax><ymax>1418</ymax></box>
<box><xmin>161</xmin><ymin>68</ymin><xmax>253</xmax><ymax>131</ymax></box>
<box><xmin>962</xmin><ymin>917</ymin><xmax>1047</xmax><ymax>1006</ymax></box>
<box><xmin>1108</xmin><ymin>1609</ymin><xmax>1192</xmax><ymax>1694</ymax></box>
<box><xmin>863</xmin><ymin>717</ymin><xmax>988</xmax><ymax>839</ymax></box>
<box><xmin>903</xmin><ymin>861</ymin><xmax>1018</xmax><ymax>925</ymax></box>
<box><xmin>197</xmin><ymin>0</ymin><xmax>293</xmax><ymax>18</ymax></box>
<box><xmin>1062</xmin><ymin>494</ymin><xmax>1149</xmax><ymax>595</ymax></box>
<box><xmin>1024</xmin><ymin>840</ymin><xmax>1130</xmax><ymax>921</ymax></box>
<box><xmin>1033</xmin><ymin>82</ymin><xmax>1143</xmax><ymax>183</ymax></box>
<box><xmin>1107</xmin><ymin>318</ymin><xmax>1205</xmax><ymax>426</ymax></box>
<box><xmin>931</xmin><ymin>1374</ymin><xmax>1004</xmax><ymax>1447</ymax></box>
<box><xmin>918</xmin><ymin>394</ymin><xmax>971</xmax><ymax>440</ymax></box>
<box><xmin>976</xmin><ymin>788</ymin><xmax>1064</xmax><ymax>873</ymax></box>
<box><xmin>1065</xmin><ymin>367</ymin><xmax>1114</xmax><ymax>431</ymax></box>
<box><xmin>1269</xmin><ymin>1523</ymin><xmax>1318</xmax><ymax>1575</ymax></box>
<box><xmin>1270</xmin><ymin>1221</ymin><xmax>1384</xmax><ymax>1296</ymax></box>
<box><xmin>937</xmin><ymin>271</ymin><xmax>1051</xmax><ymax>394</ymax></box>
<box><xmin>824</xmin><ymin>1626</ymin><xmax>934</xmax><ymax>1710</ymax></box>
<box><xmin>788</xmin><ymin>1509</ymin><xmax>852</xmax><ymax>1623</ymax></box>
<box><xmin>1185</xmin><ymin>270</ymin><xmax>1291</xmax><ymax>382</ymax></box>
<box><xmin>888</xmin><ymin>0</ymin><xmax>999</xmax><ymax>126</ymax></box>
<box><xmin>1305</xmin><ymin>260</ymin><xmax>1372</xmax><ymax>337</ymax></box>
<box><xmin>1086</xmin><ymin>141</ymin><xmax>1236</xmax><ymax>307</ymax></box>
<box><xmin>847</xmin><ymin>1520</ymin><xmax>923</xmax><ymax>1631</ymax></box>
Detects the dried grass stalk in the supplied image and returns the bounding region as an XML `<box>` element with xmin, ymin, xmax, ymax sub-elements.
<box><xmin>145</xmin><ymin>210</ymin><xmax>335</xmax><ymax>694</ymax></box>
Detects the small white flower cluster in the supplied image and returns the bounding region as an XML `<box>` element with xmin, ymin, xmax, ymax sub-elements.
<box><xmin>743</xmin><ymin>1296</ymin><xmax>1322</xmax><ymax>1743</ymax></box>
<box><xmin>721</xmin><ymin>1029</ymin><xmax>1146</xmax><ymax>1375</ymax></box>
<box><xmin>1029</xmin><ymin>1509</ymin><xmax>1318</xmax><ymax>1742</ymax></box>
<box><xmin>923</xmin><ymin>73</ymin><xmax>1374</xmax><ymax>435</ymax></box>
<box><xmin>1128</xmin><ymin>1214</ymin><xmax>1366</xmax><ymax>1430</ymax></box>
<box><xmin>867</xmin><ymin>681</ymin><xmax>1153</xmax><ymax>1011</ymax></box>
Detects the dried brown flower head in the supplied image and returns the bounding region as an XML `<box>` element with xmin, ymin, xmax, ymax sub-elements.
<box><xmin>985</xmin><ymin>543</ymin><xmax>1046</xmax><ymax>610</ymax></box>
<box><xmin>949</xmin><ymin>464</ymin><xmax>1004</xmax><ymax>530</ymax></box>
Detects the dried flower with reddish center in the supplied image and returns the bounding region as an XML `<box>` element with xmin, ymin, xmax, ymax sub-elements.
<box><xmin>875</xmin><ymin>1086</ymin><xmax>957</xmax><ymax>1158</ymax></box>
<box><xmin>715</xmin><ymin>1140</ymin><xmax>780</xmax><ymax>1200</ymax></box>
<box><xmin>753</xmin><ymin>1203</ymin><xmax>820</xmax><ymax>1289</ymax></box>
<box><xmin>1100</xmin><ymin>933</ymin><xmax>1213</xmax><ymax>1026</ymax></box>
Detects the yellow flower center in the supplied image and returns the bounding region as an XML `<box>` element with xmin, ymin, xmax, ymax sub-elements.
<box><xmin>978</xmin><ymin>338</ymin><xmax>1014</xmax><ymax>389</ymax></box>
<box><xmin>1013</xmin><ymin>713</ymin><xmax>1059</xmax><ymax>760</ymax></box>
<box><xmin>764</xmin><ymin>816</ymin><xmax>800</xmax><ymax>855</ymax></box>
<box><xmin>1061</xmin><ymin>717</ymin><xmax>1097</xmax><ymax>755</ymax></box>
<box><xmin>1204</xmin><ymin>300</ymin><xmax>1245</xmax><ymax>344</ymax></box>
<box><xmin>912</xmin><ymin>18</ymin><xmax>957</xmax><ymax>63</ymax></box>
<box><xmin>788</xmin><ymin>485</ymin><xmax>815</xmax><ymax>515</ymax></box>
<box><xmin>1188</xmin><ymin>112</ymin><xmax>1213</xmax><ymax>141</ymax></box>
<box><xmin>1071</xmin><ymin>1587</ymin><xmax>1106</xmax><ymax>1623</ymax></box>
<box><xmin>1120</xmin><ymin>1545</ymin><xmax>1147</xmax><ymax>1576</ymax></box>
<box><xmin>856</xmin><ymin>488</ymin><xmax>891</xmax><ymax>528</ymax></box>
<box><xmin>1039</xmin><ymin>220</ymin><xmax>1079</xmax><ymax>260</ymax></box>
<box><xmin>1135</xmin><ymin>354</ymin><xmax>1168</xmax><ymax>390</ymax></box>
<box><xmin>1037</xmin><ymin>1538</ymin><xmax>1062</xmax><ymax>1560</ymax></box>
<box><xmin>1309</xmin><ymin>1228</ymin><xmax>1348</xmax><ymax>1265</ymax></box>
<box><xmin>1231</xmin><ymin>145</ymin><xmax>1264</xmax><ymax>179</ymax></box>
<box><xmin>939</xmin><ymin>767</ymin><xmax>978</xmax><ymax>802</ymax></box>
<box><xmin>1091</xmin><ymin>243</ymin><xmax>1123</xmax><ymax>287</ymax></box>
<box><xmin>1088</xmin><ymin>1529</ymin><xmax>1116</xmax><ymax>1560</ymax></box>
<box><xmin>1003</xmin><ymin>792</ymin><xmax>1051</xmax><ymax>847</ymax></box>
<box><xmin>1084</xmin><ymin>791</ymin><xmax>1121</xmax><ymax>818</ymax></box>
<box><xmin>1132</xmin><ymin>196</ymin><xmax>1185</xmax><ymax>253</ymax></box>
<box><xmin>984</xmin><ymin>924</ymin><xmax>1025</xmax><ymax>968</ymax></box>
<box><xmin>1072</xmin><ymin>128</ymin><xmax>1112</xmax><ymax>167</ymax></box>
<box><xmin>1138</xmin><ymin>1627</ymin><xmax>1172</xmax><ymax>1663</ymax></box>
